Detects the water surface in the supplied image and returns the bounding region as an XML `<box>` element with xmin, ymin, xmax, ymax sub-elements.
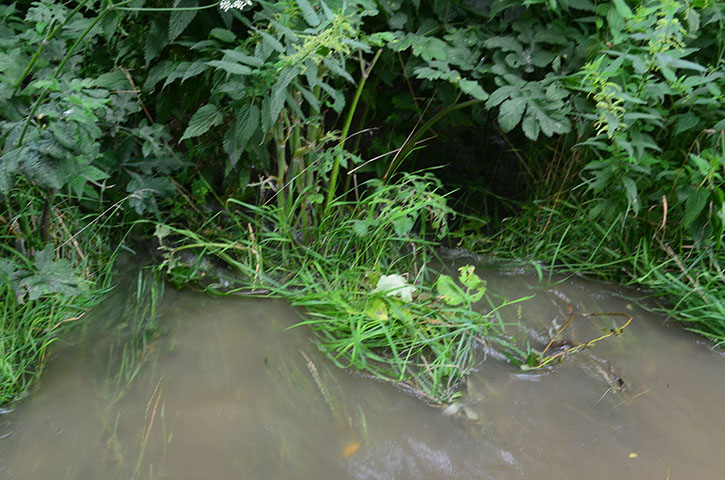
<box><xmin>1</xmin><ymin>263</ymin><xmax>724</xmax><ymax>479</ymax></box>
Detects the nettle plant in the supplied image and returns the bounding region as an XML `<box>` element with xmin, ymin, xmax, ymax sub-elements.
<box><xmin>572</xmin><ymin>0</ymin><xmax>725</xmax><ymax>247</ymax></box>
<box><xmin>149</xmin><ymin>0</ymin><xmax>387</xmax><ymax>221</ymax></box>
<box><xmin>0</xmin><ymin>0</ymin><xmax>189</xmax><ymax>224</ymax></box>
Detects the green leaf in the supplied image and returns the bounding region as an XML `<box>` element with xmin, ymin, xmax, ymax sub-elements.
<box><xmin>498</xmin><ymin>97</ymin><xmax>526</xmax><ymax>133</ymax></box>
<box><xmin>486</xmin><ymin>85</ymin><xmax>516</xmax><ymax>108</ymax></box>
<box><xmin>210</xmin><ymin>28</ymin><xmax>236</xmax><ymax>43</ymax></box>
<box><xmin>270</xmin><ymin>67</ymin><xmax>299</xmax><ymax>124</ymax></box>
<box><xmin>145</xmin><ymin>17</ymin><xmax>168</xmax><ymax>65</ymax></box>
<box><xmin>205</xmin><ymin>60</ymin><xmax>252</xmax><ymax>76</ymax></box>
<box><xmin>521</xmin><ymin>112</ymin><xmax>540</xmax><ymax>140</ymax></box>
<box><xmin>257</xmin><ymin>30</ymin><xmax>285</xmax><ymax>53</ymax></box>
<box><xmin>458</xmin><ymin>79</ymin><xmax>488</xmax><ymax>100</ymax></box>
<box><xmin>224</xmin><ymin>104</ymin><xmax>259</xmax><ymax>167</ymax></box>
<box><xmin>222</xmin><ymin>49</ymin><xmax>264</xmax><ymax>68</ymax></box>
<box><xmin>621</xmin><ymin>176</ymin><xmax>639</xmax><ymax>214</ymax></box>
<box><xmin>684</xmin><ymin>188</ymin><xmax>708</xmax><ymax>228</ymax></box>
<box><xmin>392</xmin><ymin>214</ymin><xmax>414</xmax><ymax>236</ymax></box>
<box><xmin>457</xmin><ymin>265</ymin><xmax>486</xmax><ymax>303</ymax></box>
<box><xmin>612</xmin><ymin>0</ymin><xmax>633</xmax><ymax>19</ymax></box>
<box><xmin>436</xmin><ymin>274</ymin><xmax>464</xmax><ymax>306</ymax></box>
<box><xmin>295</xmin><ymin>0</ymin><xmax>320</xmax><ymax>26</ymax></box>
<box><xmin>169</xmin><ymin>0</ymin><xmax>198</xmax><ymax>42</ymax></box>
<box><xmin>181</xmin><ymin>104</ymin><xmax>222</xmax><ymax>141</ymax></box>
<box><xmin>18</xmin><ymin>245</ymin><xmax>88</xmax><ymax>301</ymax></box>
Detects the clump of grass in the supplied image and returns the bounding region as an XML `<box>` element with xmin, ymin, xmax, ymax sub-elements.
<box><xmin>0</xmin><ymin>184</ymin><xmax>130</xmax><ymax>405</ymax></box>
<box><xmin>477</xmin><ymin>195</ymin><xmax>725</xmax><ymax>347</ymax></box>
<box><xmin>156</xmin><ymin>173</ymin><xmax>531</xmax><ymax>403</ymax></box>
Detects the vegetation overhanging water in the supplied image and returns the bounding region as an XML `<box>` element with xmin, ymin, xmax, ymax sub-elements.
<box><xmin>0</xmin><ymin>0</ymin><xmax>724</xmax><ymax>407</ymax></box>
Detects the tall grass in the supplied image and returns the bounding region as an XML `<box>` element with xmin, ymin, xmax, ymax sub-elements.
<box><xmin>477</xmin><ymin>195</ymin><xmax>725</xmax><ymax>347</ymax></box>
<box><xmin>0</xmin><ymin>184</ymin><xmax>133</xmax><ymax>404</ymax></box>
<box><xmin>156</xmin><ymin>173</ymin><xmax>530</xmax><ymax>403</ymax></box>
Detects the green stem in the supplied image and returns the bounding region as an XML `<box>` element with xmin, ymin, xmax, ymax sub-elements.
<box><xmin>382</xmin><ymin>98</ymin><xmax>485</xmax><ymax>182</ymax></box>
<box><xmin>324</xmin><ymin>49</ymin><xmax>382</xmax><ymax>215</ymax></box>
<box><xmin>275</xmin><ymin>124</ymin><xmax>287</xmax><ymax>215</ymax></box>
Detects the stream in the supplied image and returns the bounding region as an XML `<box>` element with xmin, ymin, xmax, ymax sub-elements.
<box><xmin>1</xmin><ymin>259</ymin><xmax>724</xmax><ymax>479</ymax></box>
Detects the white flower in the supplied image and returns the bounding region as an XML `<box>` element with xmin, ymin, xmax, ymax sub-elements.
<box><xmin>220</xmin><ymin>0</ymin><xmax>252</xmax><ymax>12</ymax></box>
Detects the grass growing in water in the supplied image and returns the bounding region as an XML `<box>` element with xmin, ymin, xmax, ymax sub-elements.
<box><xmin>476</xmin><ymin>196</ymin><xmax>725</xmax><ymax>347</ymax></box>
<box><xmin>156</xmin><ymin>173</ymin><xmax>531</xmax><ymax>403</ymax></box>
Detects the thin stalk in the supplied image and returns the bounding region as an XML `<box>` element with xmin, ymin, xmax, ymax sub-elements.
<box><xmin>324</xmin><ymin>49</ymin><xmax>382</xmax><ymax>215</ymax></box>
<box><xmin>275</xmin><ymin>123</ymin><xmax>288</xmax><ymax>215</ymax></box>
<box><xmin>383</xmin><ymin>98</ymin><xmax>484</xmax><ymax>181</ymax></box>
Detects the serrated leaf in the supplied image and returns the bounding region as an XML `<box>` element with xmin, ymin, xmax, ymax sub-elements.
<box><xmin>352</xmin><ymin>219</ymin><xmax>372</xmax><ymax>237</ymax></box>
<box><xmin>18</xmin><ymin>245</ymin><xmax>87</xmax><ymax>301</ymax></box>
<box><xmin>223</xmin><ymin>49</ymin><xmax>263</xmax><ymax>67</ymax></box>
<box><xmin>319</xmin><ymin>81</ymin><xmax>345</xmax><ymax>114</ymax></box>
<box><xmin>612</xmin><ymin>0</ymin><xmax>633</xmax><ymax>19</ymax></box>
<box><xmin>684</xmin><ymin>188</ymin><xmax>707</xmax><ymax>228</ymax></box>
<box><xmin>181</xmin><ymin>104</ymin><xmax>222</xmax><ymax>141</ymax></box>
<box><xmin>521</xmin><ymin>112</ymin><xmax>540</xmax><ymax>140</ymax></box>
<box><xmin>144</xmin><ymin>60</ymin><xmax>173</xmax><ymax>91</ymax></box>
<box><xmin>169</xmin><ymin>0</ymin><xmax>197</xmax><ymax>42</ymax></box>
<box><xmin>181</xmin><ymin>60</ymin><xmax>209</xmax><ymax>83</ymax></box>
<box><xmin>458</xmin><ymin>79</ymin><xmax>488</xmax><ymax>100</ymax></box>
<box><xmin>270</xmin><ymin>67</ymin><xmax>299</xmax><ymax>124</ymax></box>
<box><xmin>205</xmin><ymin>60</ymin><xmax>252</xmax><ymax>76</ymax></box>
<box><xmin>498</xmin><ymin>97</ymin><xmax>526</xmax><ymax>132</ymax></box>
<box><xmin>257</xmin><ymin>30</ymin><xmax>285</xmax><ymax>53</ymax></box>
<box><xmin>392</xmin><ymin>214</ymin><xmax>414</xmax><ymax>236</ymax></box>
<box><xmin>295</xmin><ymin>0</ymin><xmax>320</xmax><ymax>26</ymax></box>
<box><xmin>145</xmin><ymin>18</ymin><xmax>168</xmax><ymax>65</ymax></box>
<box><xmin>223</xmin><ymin>104</ymin><xmax>259</xmax><ymax>167</ymax></box>
<box><xmin>322</xmin><ymin>57</ymin><xmax>354</xmax><ymax>84</ymax></box>
<box><xmin>486</xmin><ymin>85</ymin><xmax>516</xmax><ymax>108</ymax></box>
<box><xmin>621</xmin><ymin>176</ymin><xmax>639</xmax><ymax>214</ymax></box>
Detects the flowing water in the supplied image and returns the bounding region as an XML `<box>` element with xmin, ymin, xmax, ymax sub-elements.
<box><xmin>1</xmin><ymin>259</ymin><xmax>724</xmax><ymax>479</ymax></box>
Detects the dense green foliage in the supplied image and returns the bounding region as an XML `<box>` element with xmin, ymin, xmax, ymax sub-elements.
<box><xmin>0</xmin><ymin>0</ymin><xmax>723</xmax><ymax>404</ymax></box>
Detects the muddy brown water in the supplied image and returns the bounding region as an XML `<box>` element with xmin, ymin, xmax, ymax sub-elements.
<box><xmin>1</xmin><ymin>261</ymin><xmax>724</xmax><ymax>479</ymax></box>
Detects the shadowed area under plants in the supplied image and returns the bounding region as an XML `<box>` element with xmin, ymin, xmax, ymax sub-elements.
<box><xmin>154</xmin><ymin>173</ymin><xmax>535</xmax><ymax>403</ymax></box>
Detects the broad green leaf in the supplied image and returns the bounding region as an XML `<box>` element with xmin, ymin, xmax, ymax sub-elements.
<box><xmin>270</xmin><ymin>67</ymin><xmax>299</xmax><ymax>124</ymax></box>
<box><xmin>684</xmin><ymin>188</ymin><xmax>707</xmax><ymax>228</ymax></box>
<box><xmin>224</xmin><ymin>105</ymin><xmax>259</xmax><ymax>166</ymax></box>
<box><xmin>498</xmin><ymin>97</ymin><xmax>526</xmax><ymax>133</ymax></box>
<box><xmin>295</xmin><ymin>0</ymin><xmax>320</xmax><ymax>27</ymax></box>
<box><xmin>521</xmin><ymin>113</ymin><xmax>540</xmax><ymax>140</ymax></box>
<box><xmin>436</xmin><ymin>274</ymin><xmax>464</xmax><ymax>306</ymax></box>
<box><xmin>392</xmin><ymin>214</ymin><xmax>414</xmax><ymax>236</ymax></box>
<box><xmin>222</xmin><ymin>49</ymin><xmax>263</xmax><ymax>67</ymax></box>
<box><xmin>209</xmin><ymin>28</ymin><xmax>235</xmax><ymax>43</ymax></box>
<box><xmin>322</xmin><ymin>57</ymin><xmax>354</xmax><ymax>83</ymax></box>
<box><xmin>144</xmin><ymin>60</ymin><xmax>173</xmax><ymax>91</ymax></box>
<box><xmin>169</xmin><ymin>0</ymin><xmax>198</xmax><ymax>42</ymax></box>
<box><xmin>486</xmin><ymin>85</ymin><xmax>516</xmax><ymax>108</ymax></box>
<box><xmin>19</xmin><ymin>245</ymin><xmax>88</xmax><ymax>301</ymax></box>
<box><xmin>612</xmin><ymin>0</ymin><xmax>633</xmax><ymax>19</ymax></box>
<box><xmin>458</xmin><ymin>79</ymin><xmax>488</xmax><ymax>100</ymax></box>
<box><xmin>352</xmin><ymin>219</ymin><xmax>372</xmax><ymax>237</ymax></box>
<box><xmin>257</xmin><ymin>30</ymin><xmax>285</xmax><ymax>53</ymax></box>
<box><xmin>205</xmin><ymin>60</ymin><xmax>251</xmax><ymax>76</ymax></box>
<box><xmin>145</xmin><ymin>17</ymin><xmax>168</xmax><ymax>65</ymax></box>
<box><xmin>181</xmin><ymin>104</ymin><xmax>222</xmax><ymax>141</ymax></box>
